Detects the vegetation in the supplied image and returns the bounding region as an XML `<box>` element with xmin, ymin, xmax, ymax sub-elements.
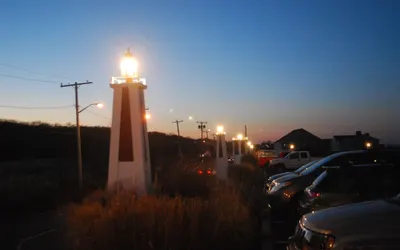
<box><xmin>66</xmin><ymin>158</ymin><xmax>263</xmax><ymax>250</ymax></box>
<box><xmin>0</xmin><ymin>120</ymin><xmax>207</xmax><ymax>213</ymax></box>
<box><xmin>67</xmin><ymin>185</ymin><xmax>253</xmax><ymax>250</ymax></box>
<box><xmin>0</xmin><ymin>120</ymin><xmax>265</xmax><ymax>250</ymax></box>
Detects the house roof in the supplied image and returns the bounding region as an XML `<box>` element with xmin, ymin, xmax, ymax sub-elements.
<box><xmin>333</xmin><ymin>134</ymin><xmax>378</xmax><ymax>141</ymax></box>
<box><xmin>275</xmin><ymin>128</ymin><xmax>321</xmax><ymax>143</ymax></box>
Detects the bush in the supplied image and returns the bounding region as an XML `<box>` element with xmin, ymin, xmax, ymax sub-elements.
<box><xmin>240</xmin><ymin>154</ymin><xmax>258</xmax><ymax>168</ymax></box>
<box><xmin>66</xmin><ymin>186</ymin><xmax>254</xmax><ymax>250</ymax></box>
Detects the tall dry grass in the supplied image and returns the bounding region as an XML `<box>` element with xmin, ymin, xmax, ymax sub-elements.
<box><xmin>66</xmin><ymin>185</ymin><xmax>254</xmax><ymax>250</ymax></box>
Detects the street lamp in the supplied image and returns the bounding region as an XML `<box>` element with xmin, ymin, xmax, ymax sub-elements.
<box><xmin>78</xmin><ymin>102</ymin><xmax>103</xmax><ymax>113</ymax></box>
<box><xmin>75</xmin><ymin>102</ymin><xmax>103</xmax><ymax>189</ymax></box>
<box><xmin>289</xmin><ymin>144</ymin><xmax>295</xmax><ymax>150</ymax></box>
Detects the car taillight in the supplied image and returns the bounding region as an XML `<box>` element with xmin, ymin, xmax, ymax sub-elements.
<box><xmin>206</xmin><ymin>169</ymin><xmax>212</xmax><ymax>175</ymax></box>
<box><xmin>198</xmin><ymin>170</ymin><xmax>203</xmax><ymax>175</ymax></box>
<box><xmin>307</xmin><ymin>189</ymin><xmax>320</xmax><ymax>198</ymax></box>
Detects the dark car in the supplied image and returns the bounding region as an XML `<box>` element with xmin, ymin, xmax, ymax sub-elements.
<box><xmin>287</xmin><ymin>194</ymin><xmax>400</xmax><ymax>250</ymax></box>
<box><xmin>299</xmin><ymin>162</ymin><xmax>400</xmax><ymax>214</ymax></box>
<box><xmin>266</xmin><ymin>149</ymin><xmax>400</xmax><ymax>215</ymax></box>
<box><xmin>264</xmin><ymin>160</ymin><xmax>319</xmax><ymax>193</ymax></box>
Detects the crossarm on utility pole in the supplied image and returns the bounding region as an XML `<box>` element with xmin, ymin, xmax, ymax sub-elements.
<box><xmin>172</xmin><ymin>120</ymin><xmax>184</xmax><ymax>136</ymax></box>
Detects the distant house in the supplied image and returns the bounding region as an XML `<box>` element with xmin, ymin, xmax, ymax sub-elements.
<box><xmin>331</xmin><ymin>131</ymin><xmax>379</xmax><ymax>152</ymax></box>
<box><xmin>273</xmin><ymin>128</ymin><xmax>326</xmax><ymax>155</ymax></box>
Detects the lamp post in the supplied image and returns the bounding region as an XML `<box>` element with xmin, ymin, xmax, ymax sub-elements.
<box><xmin>76</xmin><ymin>102</ymin><xmax>103</xmax><ymax>189</ymax></box>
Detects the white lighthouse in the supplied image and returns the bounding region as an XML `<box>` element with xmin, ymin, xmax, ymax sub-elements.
<box><xmin>215</xmin><ymin>125</ymin><xmax>228</xmax><ymax>180</ymax></box>
<box><xmin>107</xmin><ymin>49</ymin><xmax>152</xmax><ymax>195</ymax></box>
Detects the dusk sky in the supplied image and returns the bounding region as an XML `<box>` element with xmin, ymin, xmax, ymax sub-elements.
<box><xmin>0</xmin><ymin>0</ymin><xmax>399</xmax><ymax>143</ymax></box>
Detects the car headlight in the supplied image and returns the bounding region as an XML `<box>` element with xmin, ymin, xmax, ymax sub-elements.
<box><xmin>270</xmin><ymin>181</ymin><xmax>292</xmax><ymax>193</ymax></box>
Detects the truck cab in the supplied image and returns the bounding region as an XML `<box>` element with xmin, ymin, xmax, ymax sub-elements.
<box><xmin>268</xmin><ymin>151</ymin><xmax>322</xmax><ymax>175</ymax></box>
<box><xmin>257</xmin><ymin>150</ymin><xmax>278</xmax><ymax>167</ymax></box>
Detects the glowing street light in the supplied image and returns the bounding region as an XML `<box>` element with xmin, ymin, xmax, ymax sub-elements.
<box><xmin>365</xmin><ymin>142</ymin><xmax>372</xmax><ymax>149</ymax></box>
<box><xmin>247</xmin><ymin>141</ymin><xmax>252</xmax><ymax>146</ymax></box>
<box><xmin>145</xmin><ymin>113</ymin><xmax>151</xmax><ymax>120</ymax></box>
<box><xmin>78</xmin><ymin>102</ymin><xmax>104</xmax><ymax>113</ymax></box>
<box><xmin>237</xmin><ymin>134</ymin><xmax>243</xmax><ymax>140</ymax></box>
<box><xmin>289</xmin><ymin>144</ymin><xmax>295</xmax><ymax>150</ymax></box>
<box><xmin>188</xmin><ymin>116</ymin><xmax>193</xmax><ymax>120</ymax></box>
<box><xmin>250</xmin><ymin>145</ymin><xmax>254</xmax><ymax>149</ymax></box>
<box><xmin>74</xmin><ymin>101</ymin><xmax>104</xmax><ymax>188</ymax></box>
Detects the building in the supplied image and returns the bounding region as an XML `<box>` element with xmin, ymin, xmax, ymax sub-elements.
<box><xmin>273</xmin><ymin>128</ymin><xmax>327</xmax><ymax>156</ymax></box>
<box><xmin>331</xmin><ymin>131</ymin><xmax>379</xmax><ymax>152</ymax></box>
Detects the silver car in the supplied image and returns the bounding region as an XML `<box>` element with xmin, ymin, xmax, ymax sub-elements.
<box><xmin>287</xmin><ymin>194</ymin><xmax>400</xmax><ymax>250</ymax></box>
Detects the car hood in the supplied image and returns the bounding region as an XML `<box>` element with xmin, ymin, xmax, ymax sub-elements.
<box><xmin>268</xmin><ymin>172</ymin><xmax>293</xmax><ymax>181</ymax></box>
<box><xmin>302</xmin><ymin>199</ymin><xmax>400</xmax><ymax>238</ymax></box>
<box><xmin>270</xmin><ymin>158</ymin><xmax>283</xmax><ymax>163</ymax></box>
<box><xmin>273</xmin><ymin>173</ymin><xmax>299</xmax><ymax>183</ymax></box>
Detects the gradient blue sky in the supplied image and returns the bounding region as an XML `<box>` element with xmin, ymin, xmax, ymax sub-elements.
<box><xmin>0</xmin><ymin>0</ymin><xmax>399</xmax><ymax>143</ymax></box>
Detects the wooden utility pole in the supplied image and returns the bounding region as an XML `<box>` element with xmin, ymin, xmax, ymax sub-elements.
<box><xmin>196</xmin><ymin>121</ymin><xmax>207</xmax><ymax>140</ymax></box>
<box><xmin>172</xmin><ymin>120</ymin><xmax>183</xmax><ymax>136</ymax></box>
<box><xmin>61</xmin><ymin>81</ymin><xmax>93</xmax><ymax>189</ymax></box>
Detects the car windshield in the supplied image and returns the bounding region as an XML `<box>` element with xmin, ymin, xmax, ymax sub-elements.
<box><xmin>258</xmin><ymin>151</ymin><xmax>276</xmax><ymax>157</ymax></box>
<box><xmin>284</xmin><ymin>152</ymin><xmax>296</xmax><ymax>159</ymax></box>
<box><xmin>294</xmin><ymin>160</ymin><xmax>318</xmax><ymax>174</ymax></box>
<box><xmin>300</xmin><ymin>152</ymin><xmax>349</xmax><ymax>176</ymax></box>
<box><xmin>311</xmin><ymin>170</ymin><xmax>327</xmax><ymax>185</ymax></box>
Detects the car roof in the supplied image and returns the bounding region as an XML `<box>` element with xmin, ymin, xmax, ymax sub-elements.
<box><xmin>351</xmin><ymin>163</ymin><xmax>397</xmax><ymax>168</ymax></box>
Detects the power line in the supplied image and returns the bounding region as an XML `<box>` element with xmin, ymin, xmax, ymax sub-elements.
<box><xmin>0</xmin><ymin>73</ymin><xmax>60</xmax><ymax>84</ymax></box>
<box><xmin>86</xmin><ymin>110</ymin><xmax>111</xmax><ymax>120</ymax></box>
<box><xmin>0</xmin><ymin>104</ymin><xmax>73</xmax><ymax>109</ymax></box>
<box><xmin>0</xmin><ymin>62</ymin><xmax>74</xmax><ymax>81</ymax></box>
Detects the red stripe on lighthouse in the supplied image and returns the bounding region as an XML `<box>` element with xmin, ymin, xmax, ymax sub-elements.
<box><xmin>119</xmin><ymin>87</ymin><xmax>134</xmax><ymax>161</ymax></box>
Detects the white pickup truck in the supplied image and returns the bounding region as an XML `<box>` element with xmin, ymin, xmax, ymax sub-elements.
<box><xmin>268</xmin><ymin>151</ymin><xmax>323</xmax><ymax>174</ymax></box>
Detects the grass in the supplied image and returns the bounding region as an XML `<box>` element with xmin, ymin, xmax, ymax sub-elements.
<box><xmin>66</xmin><ymin>185</ymin><xmax>254</xmax><ymax>250</ymax></box>
<box><xmin>1</xmin><ymin>153</ymin><xmax>264</xmax><ymax>250</ymax></box>
<box><xmin>66</xmin><ymin>156</ymin><xmax>264</xmax><ymax>250</ymax></box>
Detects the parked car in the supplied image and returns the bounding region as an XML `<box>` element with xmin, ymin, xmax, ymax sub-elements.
<box><xmin>267</xmin><ymin>149</ymin><xmax>400</xmax><ymax>215</ymax></box>
<box><xmin>287</xmin><ymin>193</ymin><xmax>400</xmax><ymax>250</ymax></box>
<box><xmin>299</xmin><ymin>162</ymin><xmax>400</xmax><ymax>215</ymax></box>
<box><xmin>267</xmin><ymin>151</ymin><xmax>323</xmax><ymax>175</ymax></box>
<box><xmin>264</xmin><ymin>160</ymin><xmax>319</xmax><ymax>193</ymax></box>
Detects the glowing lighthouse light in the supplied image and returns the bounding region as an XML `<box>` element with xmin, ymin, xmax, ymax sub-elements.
<box><xmin>216</xmin><ymin>125</ymin><xmax>225</xmax><ymax>135</ymax></box>
<box><xmin>111</xmin><ymin>48</ymin><xmax>146</xmax><ymax>85</ymax></box>
<box><xmin>120</xmin><ymin>48</ymin><xmax>138</xmax><ymax>78</ymax></box>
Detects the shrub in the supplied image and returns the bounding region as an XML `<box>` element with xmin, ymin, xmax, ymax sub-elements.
<box><xmin>66</xmin><ymin>186</ymin><xmax>254</xmax><ymax>250</ymax></box>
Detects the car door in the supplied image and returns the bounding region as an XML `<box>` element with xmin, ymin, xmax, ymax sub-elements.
<box><xmin>286</xmin><ymin>152</ymin><xmax>299</xmax><ymax>169</ymax></box>
<box><xmin>300</xmin><ymin>152</ymin><xmax>309</xmax><ymax>165</ymax></box>
<box><xmin>313</xmin><ymin>167</ymin><xmax>360</xmax><ymax>209</ymax></box>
